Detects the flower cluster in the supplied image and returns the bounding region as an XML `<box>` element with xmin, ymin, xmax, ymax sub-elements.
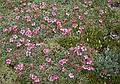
<box><xmin>14</xmin><ymin>63</ymin><xmax>24</xmax><ymax>71</ymax></box>
<box><xmin>69</xmin><ymin>44</ymin><xmax>87</xmax><ymax>55</ymax></box>
<box><xmin>48</xmin><ymin>74</ymin><xmax>59</xmax><ymax>81</ymax></box>
<box><xmin>82</xmin><ymin>55</ymin><xmax>94</xmax><ymax>71</ymax></box>
<box><xmin>29</xmin><ymin>73</ymin><xmax>40</xmax><ymax>83</ymax></box>
<box><xmin>2</xmin><ymin>0</ymin><xmax>118</xmax><ymax>83</ymax></box>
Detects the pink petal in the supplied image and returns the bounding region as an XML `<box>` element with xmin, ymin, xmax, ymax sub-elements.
<box><xmin>5</xmin><ymin>59</ymin><xmax>11</xmax><ymax>65</ymax></box>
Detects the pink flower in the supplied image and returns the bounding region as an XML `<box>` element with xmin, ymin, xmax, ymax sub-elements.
<box><xmin>8</xmin><ymin>27</ymin><xmax>12</xmax><ymax>31</ymax></box>
<box><xmin>20</xmin><ymin>29</ymin><xmax>26</xmax><ymax>35</ymax></box>
<box><xmin>45</xmin><ymin>57</ymin><xmax>52</xmax><ymax>63</ymax></box>
<box><xmin>14</xmin><ymin>7</ymin><xmax>19</xmax><ymax>12</ymax></box>
<box><xmin>19</xmin><ymin>37</ymin><xmax>25</xmax><ymax>42</ymax></box>
<box><xmin>9</xmin><ymin>38</ymin><xmax>14</xmax><ymax>42</ymax></box>
<box><xmin>52</xmin><ymin>18</ymin><xmax>57</xmax><ymax>23</ymax></box>
<box><xmin>27</xmin><ymin>43</ymin><xmax>35</xmax><ymax>51</ymax></box>
<box><xmin>29</xmin><ymin>74</ymin><xmax>40</xmax><ymax>83</ymax></box>
<box><xmin>5</xmin><ymin>59</ymin><xmax>11</xmax><ymax>65</ymax></box>
<box><xmin>78</xmin><ymin>26</ymin><xmax>84</xmax><ymax>33</ymax></box>
<box><xmin>25</xmin><ymin>28</ymin><xmax>32</xmax><ymax>37</ymax></box>
<box><xmin>0</xmin><ymin>15</ymin><xmax>3</xmax><ymax>19</ymax></box>
<box><xmin>43</xmin><ymin>48</ymin><xmax>49</xmax><ymax>55</ymax></box>
<box><xmin>108</xmin><ymin>0</ymin><xmax>112</xmax><ymax>3</ymax></box>
<box><xmin>52</xmin><ymin>6</ymin><xmax>57</xmax><ymax>11</ymax></box>
<box><xmin>9</xmin><ymin>36</ymin><xmax>17</xmax><ymax>43</ymax></box>
<box><xmin>15</xmin><ymin>16</ymin><xmax>20</xmax><ymax>20</ymax></box>
<box><xmin>82</xmin><ymin>65</ymin><xmax>94</xmax><ymax>70</ymax></box>
<box><xmin>73</xmin><ymin>46</ymin><xmax>80</xmax><ymax>52</ymax></box>
<box><xmin>86</xmin><ymin>59</ymin><xmax>92</xmax><ymax>65</ymax></box>
<box><xmin>84</xmin><ymin>55</ymin><xmax>89</xmax><ymax>59</ymax></box>
<box><xmin>68</xmin><ymin>73</ymin><xmax>74</xmax><ymax>78</ymax></box>
<box><xmin>41</xmin><ymin>2</ymin><xmax>46</xmax><ymax>6</ymax></box>
<box><xmin>79</xmin><ymin>15</ymin><xmax>84</xmax><ymax>21</ymax></box>
<box><xmin>76</xmin><ymin>50</ymin><xmax>82</xmax><ymax>55</ymax></box>
<box><xmin>34</xmin><ymin>78</ymin><xmax>40</xmax><ymax>83</ymax></box>
<box><xmin>20</xmin><ymin>9</ymin><xmax>24</xmax><ymax>13</ymax></box>
<box><xmin>26</xmin><ymin>50</ymin><xmax>32</xmax><ymax>56</ymax></box>
<box><xmin>40</xmin><ymin>2</ymin><xmax>46</xmax><ymax>9</ymax></box>
<box><xmin>26</xmin><ymin>16</ymin><xmax>31</xmax><ymax>22</ymax></box>
<box><xmin>32</xmin><ymin>28</ymin><xmax>40</xmax><ymax>34</ymax></box>
<box><xmin>31</xmin><ymin>4</ymin><xmax>38</xmax><ymax>10</ymax></box>
<box><xmin>16</xmin><ymin>42</ymin><xmax>22</xmax><ymax>47</ymax></box>
<box><xmin>3</xmin><ymin>28</ymin><xmax>9</xmax><ymax>32</ymax></box>
<box><xmin>32</xmin><ymin>22</ymin><xmax>36</xmax><ymax>26</ymax></box>
<box><xmin>47</xmin><ymin>18</ymin><xmax>57</xmax><ymax>23</ymax></box>
<box><xmin>49</xmin><ymin>74</ymin><xmax>59</xmax><ymax>81</ymax></box>
<box><xmin>69</xmin><ymin>45</ymin><xmax>87</xmax><ymax>55</ymax></box>
<box><xmin>47</xmin><ymin>19</ymin><xmax>53</xmax><ymax>23</ymax></box>
<box><xmin>69</xmin><ymin>47</ymin><xmax>75</xmax><ymax>51</ymax></box>
<box><xmin>15</xmin><ymin>63</ymin><xmax>24</xmax><ymax>71</ymax></box>
<box><xmin>81</xmin><ymin>46</ymin><xmax>87</xmax><ymax>51</ymax></box>
<box><xmin>12</xmin><ymin>34</ymin><xmax>18</xmax><ymax>39</ymax></box>
<box><xmin>52</xmin><ymin>11</ymin><xmax>57</xmax><ymax>16</ymax></box>
<box><xmin>23</xmin><ymin>3</ymin><xmax>26</xmax><ymax>6</ymax></box>
<box><xmin>24</xmin><ymin>39</ymin><xmax>30</xmax><ymax>44</ymax></box>
<box><xmin>72</xmin><ymin>23</ymin><xmax>78</xmax><ymax>28</ymax></box>
<box><xmin>56</xmin><ymin>21</ymin><xmax>62</xmax><ymax>28</ymax></box>
<box><xmin>26</xmin><ymin>8</ymin><xmax>31</xmax><ymax>13</ymax></box>
<box><xmin>76</xmin><ymin>45</ymin><xmax>81</xmax><ymax>50</ymax></box>
<box><xmin>29</xmin><ymin>74</ymin><xmax>37</xmax><ymax>80</ymax></box>
<box><xmin>84</xmin><ymin>55</ymin><xmax>92</xmax><ymax>65</ymax></box>
<box><xmin>12</xmin><ymin>25</ymin><xmax>17</xmax><ymax>32</ymax></box>
<box><xmin>6</xmin><ymin>48</ymin><xmax>12</xmax><ymax>52</ymax></box>
<box><xmin>39</xmin><ymin>63</ymin><xmax>46</xmax><ymax>70</ymax></box>
<box><xmin>66</xmin><ymin>51</ymin><xmax>70</xmax><ymax>55</ymax></box>
<box><xmin>60</xmin><ymin>28</ymin><xmax>72</xmax><ymax>35</ymax></box>
<box><xmin>59</xmin><ymin>59</ymin><xmax>68</xmax><ymax>65</ymax></box>
<box><xmin>44</xmin><ymin>16</ymin><xmax>49</xmax><ymax>21</ymax></box>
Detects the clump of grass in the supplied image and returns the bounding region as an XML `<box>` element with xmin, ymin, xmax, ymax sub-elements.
<box><xmin>56</xmin><ymin>36</ymin><xmax>80</xmax><ymax>49</ymax></box>
<box><xmin>0</xmin><ymin>60</ymin><xmax>18</xmax><ymax>84</ymax></box>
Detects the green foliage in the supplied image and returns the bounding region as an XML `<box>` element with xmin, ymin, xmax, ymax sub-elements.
<box><xmin>86</xmin><ymin>49</ymin><xmax>120</xmax><ymax>84</ymax></box>
<box><xmin>17</xmin><ymin>68</ymin><xmax>32</xmax><ymax>84</ymax></box>
<box><xmin>93</xmin><ymin>49</ymin><xmax>120</xmax><ymax>76</ymax></box>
